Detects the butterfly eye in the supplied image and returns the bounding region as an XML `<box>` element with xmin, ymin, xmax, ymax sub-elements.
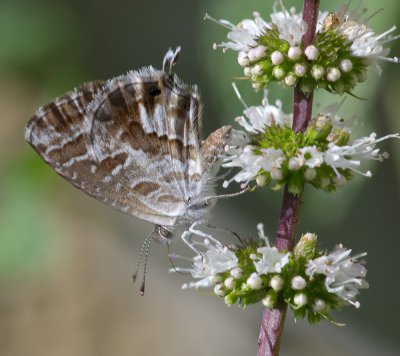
<box><xmin>149</xmin><ymin>86</ymin><xmax>161</xmax><ymax>97</ymax></box>
<box><xmin>159</xmin><ymin>226</ymin><xmax>173</xmax><ymax>239</ymax></box>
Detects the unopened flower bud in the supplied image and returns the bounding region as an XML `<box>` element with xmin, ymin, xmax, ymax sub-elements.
<box><xmin>224</xmin><ymin>277</ymin><xmax>236</xmax><ymax>290</ymax></box>
<box><xmin>291</xmin><ymin>276</ymin><xmax>307</xmax><ymax>290</ymax></box>
<box><xmin>253</xmin><ymin>45</ymin><xmax>268</xmax><ymax>59</ymax></box>
<box><xmin>294</xmin><ymin>63</ymin><xmax>307</xmax><ymax>77</ymax></box>
<box><xmin>305</xmin><ymin>115</ymin><xmax>333</xmax><ymax>141</ymax></box>
<box><xmin>247</xmin><ymin>48</ymin><xmax>258</xmax><ymax>62</ymax></box>
<box><xmin>250</xmin><ymin>253</ymin><xmax>258</xmax><ymax>260</ymax></box>
<box><xmin>256</xmin><ymin>174</ymin><xmax>268</xmax><ymax>187</ymax></box>
<box><xmin>230</xmin><ymin>267</ymin><xmax>243</xmax><ymax>279</ymax></box>
<box><xmin>271</xmin><ymin>50</ymin><xmax>285</xmax><ymax>65</ymax></box>
<box><xmin>252</xmin><ymin>81</ymin><xmax>263</xmax><ymax>90</ymax></box>
<box><xmin>211</xmin><ymin>274</ymin><xmax>223</xmax><ymax>284</ymax></box>
<box><xmin>288</xmin><ymin>156</ymin><xmax>304</xmax><ymax>171</ymax></box>
<box><xmin>246</xmin><ymin>273</ymin><xmax>263</xmax><ymax>290</ymax></box>
<box><xmin>304</xmin><ymin>168</ymin><xmax>317</xmax><ymax>181</ymax></box>
<box><xmin>305</xmin><ymin>45</ymin><xmax>319</xmax><ymax>60</ymax></box>
<box><xmin>244</xmin><ymin>66</ymin><xmax>252</xmax><ymax>76</ymax></box>
<box><xmin>294</xmin><ymin>232</ymin><xmax>317</xmax><ymax>260</ymax></box>
<box><xmin>284</xmin><ymin>73</ymin><xmax>297</xmax><ymax>86</ymax></box>
<box><xmin>238</xmin><ymin>51</ymin><xmax>250</xmax><ymax>66</ymax></box>
<box><xmin>312</xmin><ymin>298</ymin><xmax>327</xmax><ymax>313</ymax></box>
<box><xmin>294</xmin><ymin>293</ymin><xmax>308</xmax><ymax>307</ymax></box>
<box><xmin>251</xmin><ymin>64</ymin><xmax>264</xmax><ymax>76</ymax></box>
<box><xmin>214</xmin><ymin>284</ymin><xmax>225</xmax><ymax>297</ymax></box>
<box><xmin>288</xmin><ymin>46</ymin><xmax>303</xmax><ymax>61</ymax></box>
<box><xmin>272</xmin><ymin>66</ymin><xmax>285</xmax><ymax>79</ymax></box>
<box><xmin>327</xmin><ymin>67</ymin><xmax>341</xmax><ymax>82</ymax></box>
<box><xmin>311</xmin><ymin>65</ymin><xmax>325</xmax><ymax>80</ymax></box>
<box><xmin>339</xmin><ymin>59</ymin><xmax>353</xmax><ymax>73</ymax></box>
<box><xmin>270</xmin><ymin>275</ymin><xmax>284</xmax><ymax>292</ymax></box>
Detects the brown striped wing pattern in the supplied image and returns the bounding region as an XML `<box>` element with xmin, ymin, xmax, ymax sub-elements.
<box><xmin>25</xmin><ymin>49</ymin><xmax>231</xmax><ymax>230</ymax></box>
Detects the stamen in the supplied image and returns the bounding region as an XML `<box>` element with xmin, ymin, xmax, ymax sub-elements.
<box><xmin>232</xmin><ymin>82</ymin><xmax>249</xmax><ymax>109</ymax></box>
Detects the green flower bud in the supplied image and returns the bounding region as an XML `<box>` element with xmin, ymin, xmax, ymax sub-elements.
<box><xmin>327</xmin><ymin>128</ymin><xmax>350</xmax><ymax>146</ymax></box>
<box><xmin>305</xmin><ymin>115</ymin><xmax>333</xmax><ymax>142</ymax></box>
<box><xmin>294</xmin><ymin>233</ymin><xmax>317</xmax><ymax>260</ymax></box>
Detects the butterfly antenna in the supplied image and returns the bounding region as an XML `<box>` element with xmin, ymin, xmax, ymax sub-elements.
<box><xmin>132</xmin><ymin>231</ymin><xmax>153</xmax><ymax>296</ymax></box>
<box><xmin>139</xmin><ymin>237</ymin><xmax>152</xmax><ymax>296</ymax></box>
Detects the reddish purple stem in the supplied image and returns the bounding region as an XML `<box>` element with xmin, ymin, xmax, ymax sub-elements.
<box><xmin>257</xmin><ymin>1</ymin><xmax>320</xmax><ymax>355</ymax></box>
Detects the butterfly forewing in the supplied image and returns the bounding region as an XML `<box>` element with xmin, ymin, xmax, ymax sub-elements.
<box><xmin>24</xmin><ymin>50</ymin><xmax>228</xmax><ymax>231</ymax></box>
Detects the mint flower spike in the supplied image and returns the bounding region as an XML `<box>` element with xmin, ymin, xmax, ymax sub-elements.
<box><xmin>223</xmin><ymin>89</ymin><xmax>400</xmax><ymax>193</ymax></box>
<box><xmin>174</xmin><ymin>226</ymin><xmax>369</xmax><ymax>323</ymax></box>
<box><xmin>207</xmin><ymin>1</ymin><xmax>399</xmax><ymax>93</ymax></box>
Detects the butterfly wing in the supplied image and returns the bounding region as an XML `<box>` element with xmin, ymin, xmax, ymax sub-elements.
<box><xmin>25</xmin><ymin>49</ymin><xmax>229</xmax><ymax>228</ymax></box>
<box><xmin>87</xmin><ymin>68</ymin><xmax>202</xmax><ymax>225</ymax></box>
<box><xmin>25</xmin><ymin>75</ymin><xmax>185</xmax><ymax>226</ymax></box>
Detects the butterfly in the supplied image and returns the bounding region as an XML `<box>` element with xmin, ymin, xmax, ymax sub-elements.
<box><xmin>25</xmin><ymin>47</ymin><xmax>233</xmax><ymax>250</ymax></box>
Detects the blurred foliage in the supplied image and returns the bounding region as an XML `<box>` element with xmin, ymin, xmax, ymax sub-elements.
<box><xmin>0</xmin><ymin>0</ymin><xmax>86</xmax><ymax>92</ymax></box>
<box><xmin>0</xmin><ymin>154</ymin><xmax>57</xmax><ymax>280</ymax></box>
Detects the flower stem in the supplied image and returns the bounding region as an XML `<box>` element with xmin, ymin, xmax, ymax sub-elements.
<box><xmin>257</xmin><ymin>1</ymin><xmax>320</xmax><ymax>355</ymax></box>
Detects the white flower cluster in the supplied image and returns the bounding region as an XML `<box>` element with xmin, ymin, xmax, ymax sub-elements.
<box><xmin>207</xmin><ymin>2</ymin><xmax>399</xmax><ymax>92</ymax></box>
<box><xmin>332</xmin><ymin>4</ymin><xmax>400</xmax><ymax>73</ymax></box>
<box><xmin>206</xmin><ymin>6</ymin><xmax>307</xmax><ymax>58</ymax></box>
<box><xmin>223</xmin><ymin>95</ymin><xmax>399</xmax><ymax>190</ymax></box>
<box><xmin>175</xmin><ymin>226</ymin><xmax>368</xmax><ymax>314</ymax></box>
<box><xmin>178</xmin><ymin>239</ymin><xmax>239</xmax><ymax>290</ymax></box>
<box><xmin>306</xmin><ymin>244</ymin><xmax>368</xmax><ymax>308</ymax></box>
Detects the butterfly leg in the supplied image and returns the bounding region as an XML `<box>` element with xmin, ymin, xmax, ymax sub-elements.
<box><xmin>202</xmin><ymin>223</ymin><xmax>243</xmax><ymax>244</ymax></box>
<box><xmin>188</xmin><ymin>221</ymin><xmax>224</xmax><ymax>247</ymax></box>
<box><xmin>181</xmin><ymin>229</ymin><xmax>202</xmax><ymax>255</ymax></box>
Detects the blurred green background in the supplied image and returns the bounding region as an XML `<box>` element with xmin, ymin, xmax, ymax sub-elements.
<box><xmin>1</xmin><ymin>0</ymin><xmax>399</xmax><ymax>355</ymax></box>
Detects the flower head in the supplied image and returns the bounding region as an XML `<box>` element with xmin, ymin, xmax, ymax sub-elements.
<box><xmin>180</xmin><ymin>239</ymin><xmax>238</xmax><ymax>289</ymax></box>
<box><xmin>176</xmin><ymin>226</ymin><xmax>369</xmax><ymax>324</ymax></box>
<box><xmin>306</xmin><ymin>244</ymin><xmax>368</xmax><ymax>308</ymax></box>
<box><xmin>223</xmin><ymin>90</ymin><xmax>400</xmax><ymax>192</ymax></box>
<box><xmin>332</xmin><ymin>4</ymin><xmax>400</xmax><ymax>73</ymax></box>
<box><xmin>208</xmin><ymin>2</ymin><xmax>399</xmax><ymax>93</ymax></box>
